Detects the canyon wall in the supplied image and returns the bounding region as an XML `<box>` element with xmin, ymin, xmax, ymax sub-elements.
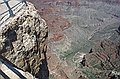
<box><xmin>27</xmin><ymin>0</ymin><xmax>120</xmax><ymax>79</ymax></box>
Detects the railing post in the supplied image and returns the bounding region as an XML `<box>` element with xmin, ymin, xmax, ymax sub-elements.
<box><xmin>3</xmin><ymin>0</ymin><xmax>14</xmax><ymax>17</ymax></box>
<box><xmin>21</xmin><ymin>0</ymin><xmax>27</xmax><ymax>6</ymax></box>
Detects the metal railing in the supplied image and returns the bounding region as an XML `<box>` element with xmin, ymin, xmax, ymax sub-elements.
<box><xmin>0</xmin><ymin>0</ymin><xmax>27</xmax><ymax>17</ymax></box>
<box><xmin>0</xmin><ymin>58</ymin><xmax>27</xmax><ymax>79</ymax></box>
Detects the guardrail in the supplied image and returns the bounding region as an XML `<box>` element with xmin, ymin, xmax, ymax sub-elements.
<box><xmin>0</xmin><ymin>58</ymin><xmax>27</xmax><ymax>79</ymax></box>
<box><xmin>0</xmin><ymin>0</ymin><xmax>27</xmax><ymax>17</ymax></box>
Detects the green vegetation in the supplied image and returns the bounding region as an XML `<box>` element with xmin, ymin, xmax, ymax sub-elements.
<box><xmin>109</xmin><ymin>67</ymin><xmax>114</xmax><ymax>71</ymax></box>
<box><xmin>90</xmin><ymin>60</ymin><xmax>97</xmax><ymax>66</ymax></box>
<box><xmin>60</xmin><ymin>40</ymin><xmax>94</xmax><ymax>60</ymax></box>
<box><xmin>49</xmin><ymin>74</ymin><xmax>54</xmax><ymax>79</ymax></box>
<box><xmin>93</xmin><ymin>64</ymin><xmax>103</xmax><ymax>70</ymax></box>
<box><xmin>82</xmin><ymin>70</ymin><xmax>96</xmax><ymax>79</ymax></box>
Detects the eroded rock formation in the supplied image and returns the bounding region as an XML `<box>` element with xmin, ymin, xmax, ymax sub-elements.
<box><xmin>79</xmin><ymin>39</ymin><xmax>120</xmax><ymax>79</ymax></box>
<box><xmin>0</xmin><ymin>2</ymin><xmax>48</xmax><ymax>79</ymax></box>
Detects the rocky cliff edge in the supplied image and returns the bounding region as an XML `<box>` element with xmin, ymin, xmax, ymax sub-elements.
<box><xmin>0</xmin><ymin>2</ymin><xmax>48</xmax><ymax>79</ymax></box>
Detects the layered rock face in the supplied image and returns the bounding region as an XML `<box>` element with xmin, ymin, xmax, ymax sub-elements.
<box><xmin>0</xmin><ymin>2</ymin><xmax>48</xmax><ymax>79</ymax></box>
<box><xmin>79</xmin><ymin>39</ymin><xmax>120</xmax><ymax>79</ymax></box>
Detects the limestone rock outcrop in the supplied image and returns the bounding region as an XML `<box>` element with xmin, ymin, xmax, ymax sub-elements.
<box><xmin>0</xmin><ymin>2</ymin><xmax>48</xmax><ymax>79</ymax></box>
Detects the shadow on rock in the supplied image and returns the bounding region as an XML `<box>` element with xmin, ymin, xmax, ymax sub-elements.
<box><xmin>35</xmin><ymin>52</ymin><xmax>49</xmax><ymax>79</ymax></box>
